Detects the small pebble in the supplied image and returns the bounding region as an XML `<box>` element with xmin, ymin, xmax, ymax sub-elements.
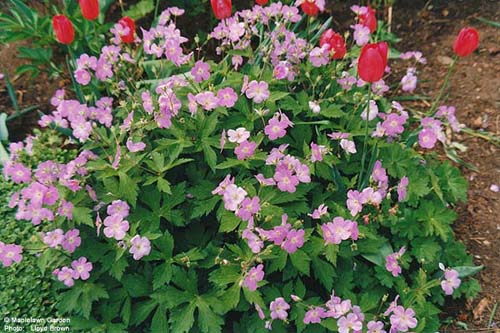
<box><xmin>490</xmin><ymin>184</ymin><xmax>499</xmax><ymax>192</ymax></box>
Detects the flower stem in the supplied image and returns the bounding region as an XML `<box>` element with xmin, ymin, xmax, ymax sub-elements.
<box><xmin>428</xmin><ymin>56</ymin><xmax>458</xmax><ymax>116</ymax></box>
<box><xmin>358</xmin><ymin>86</ymin><xmax>372</xmax><ymax>190</ymax></box>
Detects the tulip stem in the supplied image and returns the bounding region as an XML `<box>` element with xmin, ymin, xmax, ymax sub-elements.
<box><xmin>428</xmin><ymin>56</ymin><xmax>457</xmax><ymax>116</ymax></box>
<box><xmin>358</xmin><ymin>86</ymin><xmax>372</xmax><ymax>190</ymax></box>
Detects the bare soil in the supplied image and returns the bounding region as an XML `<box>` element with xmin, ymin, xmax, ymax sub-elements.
<box><xmin>392</xmin><ymin>0</ymin><xmax>500</xmax><ymax>330</ymax></box>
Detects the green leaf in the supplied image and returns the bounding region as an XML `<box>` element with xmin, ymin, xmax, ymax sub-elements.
<box><xmin>267</xmin><ymin>91</ymin><xmax>290</xmax><ymax>103</ymax></box>
<box><xmin>215</xmin><ymin>158</ymin><xmax>249</xmax><ymax>170</ymax></box>
<box><xmin>157</xmin><ymin>177</ymin><xmax>172</xmax><ymax>194</ymax></box>
<box><xmin>197</xmin><ymin>298</ymin><xmax>224</xmax><ymax>333</ymax></box>
<box><xmin>72</xmin><ymin>206</ymin><xmax>94</xmax><ymax>227</ymax></box>
<box><xmin>122</xmin><ymin>274</ymin><xmax>152</xmax><ymax>297</ymax></box>
<box><xmin>169</xmin><ymin>301</ymin><xmax>196</xmax><ymax>333</ymax></box>
<box><xmin>0</xmin><ymin>113</ymin><xmax>8</xmax><ymax>141</ymax></box>
<box><xmin>209</xmin><ymin>266</ymin><xmax>241</xmax><ymax>287</ymax></box>
<box><xmin>151</xmin><ymin>305</ymin><xmax>169</xmax><ymax>333</ymax></box>
<box><xmin>118</xmin><ymin>172</ymin><xmax>138</xmax><ymax>207</ymax></box>
<box><xmin>312</xmin><ymin>258</ymin><xmax>335</xmax><ymax>290</ymax></box>
<box><xmin>453</xmin><ymin>265</ymin><xmax>483</xmax><ymax>278</ymax></box>
<box><xmin>202</xmin><ymin>144</ymin><xmax>217</xmax><ymax>171</ymax></box>
<box><xmin>219</xmin><ymin>211</ymin><xmax>241</xmax><ymax>233</ymax></box>
<box><xmin>130</xmin><ymin>300</ymin><xmax>157</xmax><ymax>326</ymax></box>
<box><xmin>80</xmin><ymin>283</ymin><xmax>109</xmax><ymax>319</ymax></box>
<box><xmin>324</xmin><ymin>244</ymin><xmax>339</xmax><ymax>266</ymax></box>
<box><xmin>123</xmin><ymin>0</ymin><xmax>154</xmax><ymax>20</ymax></box>
<box><xmin>153</xmin><ymin>263</ymin><xmax>173</xmax><ymax>290</ymax></box>
<box><xmin>289</xmin><ymin>249</ymin><xmax>311</xmax><ymax>276</ymax></box>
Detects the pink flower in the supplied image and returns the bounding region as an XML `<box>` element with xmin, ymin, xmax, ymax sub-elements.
<box><xmin>397</xmin><ymin>176</ymin><xmax>409</xmax><ymax>202</ymax></box>
<box><xmin>385</xmin><ymin>247</ymin><xmax>406</xmax><ymax>277</ymax></box>
<box><xmin>242</xmin><ymin>228</ymin><xmax>264</xmax><ymax>253</ymax></box>
<box><xmin>281</xmin><ymin>229</ymin><xmax>305</xmax><ymax>253</ymax></box>
<box><xmin>57</xmin><ymin>267</ymin><xmax>76</xmax><ymax>287</ymax></box>
<box><xmin>227</xmin><ymin>127</ymin><xmax>250</xmax><ymax>143</ymax></box>
<box><xmin>0</xmin><ymin>243</ymin><xmax>23</xmax><ymax>267</ymax></box>
<box><xmin>418</xmin><ymin>128</ymin><xmax>437</xmax><ymax>149</ymax></box>
<box><xmin>352</xmin><ymin>24</ymin><xmax>370</xmax><ymax>46</ymax></box>
<box><xmin>270</xmin><ymin>297</ymin><xmax>290</xmax><ymax>320</ymax></box>
<box><xmin>236</xmin><ymin>196</ymin><xmax>260</xmax><ymax>221</ymax></box>
<box><xmin>441</xmin><ymin>268</ymin><xmax>461</xmax><ymax>295</ymax></box>
<box><xmin>62</xmin><ymin>229</ymin><xmax>81</xmax><ymax>253</ymax></box>
<box><xmin>367</xmin><ymin>320</ymin><xmax>386</xmax><ymax>333</ymax></box>
<box><xmin>340</xmin><ymin>139</ymin><xmax>357</xmax><ymax>154</ymax></box>
<box><xmin>71</xmin><ymin>257</ymin><xmax>93</xmax><ymax>280</ymax></box>
<box><xmin>308</xmin><ymin>204</ymin><xmax>328</xmax><ymax>219</ymax></box>
<box><xmin>309</xmin><ymin>45</ymin><xmax>330</xmax><ymax>67</ymax></box>
<box><xmin>6</xmin><ymin>163</ymin><xmax>31</xmax><ymax>184</ymax></box>
<box><xmin>234</xmin><ymin>140</ymin><xmax>257</xmax><ymax>160</ymax></box>
<box><xmin>191</xmin><ymin>60</ymin><xmax>211</xmax><ymax>83</ymax></box>
<box><xmin>43</xmin><ymin>229</ymin><xmax>64</xmax><ymax>248</ymax></box>
<box><xmin>390</xmin><ymin>306</ymin><xmax>418</xmax><ymax>332</ymax></box>
<box><xmin>195</xmin><ymin>91</ymin><xmax>219</xmax><ymax>110</ymax></box>
<box><xmin>310</xmin><ymin>143</ymin><xmax>327</xmax><ymax>162</ymax></box>
<box><xmin>223</xmin><ymin>184</ymin><xmax>247</xmax><ymax>211</ymax></box>
<box><xmin>212</xmin><ymin>174</ymin><xmax>234</xmax><ymax>195</ymax></box>
<box><xmin>321</xmin><ymin>217</ymin><xmax>353</xmax><ymax>245</ymax></box>
<box><xmin>129</xmin><ymin>235</ymin><xmax>151</xmax><ymax>260</ymax></box>
<box><xmin>103</xmin><ymin>214</ymin><xmax>130</xmax><ymax>240</ymax></box>
<box><xmin>107</xmin><ymin>200</ymin><xmax>130</xmax><ymax>218</ymax></box>
<box><xmin>303</xmin><ymin>306</ymin><xmax>327</xmax><ymax>324</ymax></box>
<box><xmin>274</xmin><ymin>168</ymin><xmax>299</xmax><ymax>193</ymax></box>
<box><xmin>346</xmin><ymin>190</ymin><xmax>363</xmax><ymax>216</ymax></box>
<box><xmin>126</xmin><ymin>139</ymin><xmax>146</xmax><ymax>152</ymax></box>
<box><xmin>255</xmin><ymin>173</ymin><xmax>276</xmax><ymax>186</ymax></box>
<box><xmin>74</xmin><ymin>69</ymin><xmax>92</xmax><ymax>85</ymax></box>
<box><xmin>361</xmin><ymin>100</ymin><xmax>378</xmax><ymax>121</ymax></box>
<box><xmin>217</xmin><ymin>87</ymin><xmax>238</xmax><ymax>108</ymax></box>
<box><xmin>245</xmin><ymin>80</ymin><xmax>269</xmax><ymax>103</ymax></box>
<box><xmin>264</xmin><ymin>113</ymin><xmax>293</xmax><ymax>140</ymax></box>
<box><xmin>244</xmin><ymin>264</ymin><xmax>264</xmax><ymax>291</ymax></box>
<box><xmin>257</xmin><ymin>214</ymin><xmax>291</xmax><ymax>246</ymax></box>
<box><xmin>337</xmin><ymin>313</ymin><xmax>363</xmax><ymax>333</ymax></box>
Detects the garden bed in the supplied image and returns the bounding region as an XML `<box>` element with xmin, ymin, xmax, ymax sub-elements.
<box><xmin>0</xmin><ymin>0</ymin><xmax>498</xmax><ymax>331</ymax></box>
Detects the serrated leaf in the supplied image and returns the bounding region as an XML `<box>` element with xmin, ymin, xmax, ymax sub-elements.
<box><xmin>151</xmin><ymin>305</ymin><xmax>169</xmax><ymax>332</ymax></box>
<box><xmin>153</xmin><ymin>263</ymin><xmax>173</xmax><ymax>290</ymax></box>
<box><xmin>197</xmin><ymin>298</ymin><xmax>224</xmax><ymax>333</ymax></box>
<box><xmin>118</xmin><ymin>172</ymin><xmax>138</xmax><ymax>207</ymax></box>
<box><xmin>289</xmin><ymin>249</ymin><xmax>311</xmax><ymax>276</ymax></box>
<box><xmin>169</xmin><ymin>301</ymin><xmax>196</xmax><ymax>333</ymax></box>
<box><xmin>72</xmin><ymin>206</ymin><xmax>94</xmax><ymax>226</ymax></box>
<box><xmin>312</xmin><ymin>257</ymin><xmax>334</xmax><ymax>290</ymax></box>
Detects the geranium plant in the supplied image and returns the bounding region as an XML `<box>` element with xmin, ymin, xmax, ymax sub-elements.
<box><xmin>1</xmin><ymin>1</ymin><xmax>483</xmax><ymax>332</ymax></box>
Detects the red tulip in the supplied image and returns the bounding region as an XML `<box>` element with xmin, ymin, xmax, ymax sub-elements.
<box><xmin>320</xmin><ymin>29</ymin><xmax>347</xmax><ymax>60</ymax></box>
<box><xmin>357</xmin><ymin>42</ymin><xmax>388</xmax><ymax>82</ymax></box>
<box><xmin>79</xmin><ymin>0</ymin><xmax>99</xmax><ymax>20</ymax></box>
<box><xmin>256</xmin><ymin>0</ymin><xmax>269</xmax><ymax>5</ymax></box>
<box><xmin>52</xmin><ymin>15</ymin><xmax>75</xmax><ymax>45</ymax></box>
<box><xmin>211</xmin><ymin>0</ymin><xmax>232</xmax><ymax>20</ymax></box>
<box><xmin>453</xmin><ymin>27</ymin><xmax>479</xmax><ymax>57</ymax></box>
<box><xmin>359</xmin><ymin>6</ymin><xmax>377</xmax><ymax>33</ymax></box>
<box><xmin>300</xmin><ymin>0</ymin><xmax>320</xmax><ymax>16</ymax></box>
<box><xmin>118</xmin><ymin>17</ymin><xmax>135</xmax><ymax>44</ymax></box>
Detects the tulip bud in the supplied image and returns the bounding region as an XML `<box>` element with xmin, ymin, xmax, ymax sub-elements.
<box><xmin>357</xmin><ymin>42</ymin><xmax>388</xmax><ymax>83</ymax></box>
<box><xmin>118</xmin><ymin>17</ymin><xmax>135</xmax><ymax>44</ymax></box>
<box><xmin>359</xmin><ymin>6</ymin><xmax>377</xmax><ymax>33</ymax></box>
<box><xmin>52</xmin><ymin>15</ymin><xmax>75</xmax><ymax>45</ymax></box>
<box><xmin>300</xmin><ymin>0</ymin><xmax>320</xmax><ymax>16</ymax></box>
<box><xmin>453</xmin><ymin>27</ymin><xmax>479</xmax><ymax>57</ymax></box>
<box><xmin>319</xmin><ymin>29</ymin><xmax>347</xmax><ymax>60</ymax></box>
<box><xmin>211</xmin><ymin>0</ymin><xmax>232</xmax><ymax>20</ymax></box>
<box><xmin>79</xmin><ymin>0</ymin><xmax>99</xmax><ymax>21</ymax></box>
<box><xmin>256</xmin><ymin>0</ymin><xmax>269</xmax><ymax>5</ymax></box>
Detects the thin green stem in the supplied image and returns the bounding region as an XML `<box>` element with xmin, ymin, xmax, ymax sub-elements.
<box><xmin>358</xmin><ymin>86</ymin><xmax>372</xmax><ymax>190</ymax></box>
<box><xmin>428</xmin><ymin>56</ymin><xmax>458</xmax><ymax>115</ymax></box>
<box><xmin>154</xmin><ymin>0</ymin><xmax>160</xmax><ymax>21</ymax></box>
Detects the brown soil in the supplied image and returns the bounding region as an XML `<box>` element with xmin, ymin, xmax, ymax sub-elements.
<box><xmin>393</xmin><ymin>0</ymin><xmax>500</xmax><ymax>330</ymax></box>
